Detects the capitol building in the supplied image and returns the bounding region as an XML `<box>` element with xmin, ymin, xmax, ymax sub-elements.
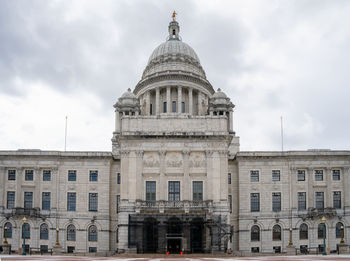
<box><xmin>1</xmin><ymin>15</ymin><xmax>350</xmax><ymax>256</ymax></box>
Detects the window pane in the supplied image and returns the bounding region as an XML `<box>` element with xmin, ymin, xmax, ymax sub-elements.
<box><xmin>172</xmin><ymin>101</ymin><xmax>176</xmax><ymax>112</ymax></box>
<box><xmin>318</xmin><ymin>223</ymin><xmax>326</xmax><ymax>239</ymax></box>
<box><xmin>117</xmin><ymin>173</ymin><xmax>121</xmax><ymax>184</ymax></box>
<box><xmin>250</xmin><ymin>170</ymin><xmax>259</xmax><ymax>182</ymax></box>
<box><xmin>8</xmin><ymin>169</ymin><xmax>16</xmax><ymax>180</ymax></box>
<box><xmin>88</xmin><ymin>225</ymin><xmax>98</xmax><ymax>241</ymax></box>
<box><xmin>315</xmin><ymin>170</ymin><xmax>323</xmax><ymax>181</ymax></box>
<box><xmin>181</xmin><ymin>102</ymin><xmax>185</xmax><ymax>113</ymax></box>
<box><xmin>67</xmin><ymin>224</ymin><xmax>76</xmax><ymax>241</ymax></box>
<box><xmin>297</xmin><ymin>170</ymin><xmax>305</xmax><ymax>181</ymax></box>
<box><xmin>4</xmin><ymin>222</ymin><xmax>12</xmax><ymax>238</ymax></box>
<box><xmin>315</xmin><ymin>192</ymin><xmax>324</xmax><ymax>209</ymax></box>
<box><xmin>25</xmin><ymin>170</ymin><xmax>34</xmax><ymax>181</ymax></box>
<box><xmin>228</xmin><ymin>173</ymin><xmax>231</xmax><ymax>184</ymax></box>
<box><xmin>169</xmin><ymin>181</ymin><xmax>180</xmax><ymax>201</ymax></box>
<box><xmin>89</xmin><ymin>193</ymin><xmax>98</xmax><ymax>211</ymax></box>
<box><xmin>193</xmin><ymin>181</ymin><xmax>203</xmax><ymax>201</ymax></box>
<box><xmin>299</xmin><ymin>223</ymin><xmax>308</xmax><ymax>240</ymax></box>
<box><xmin>272</xmin><ymin>170</ymin><xmax>280</xmax><ymax>181</ymax></box>
<box><xmin>298</xmin><ymin>192</ymin><xmax>306</xmax><ymax>210</ymax></box>
<box><xmin>89</xmin><ymin>171</ymin><xmax>98</xmax><ymax>182</ymax></box>
<box><xmin>251</xmin><ymin>225</ymin><xmax>260</xmax><ymax>241</ymax></box>
<box><xmin>163</xmin><ymin>102</ymin><xmax>167</xmax><ymax>113</ymax></box>
<box><xmin>22</xmin><ymin>223</ymin><xmax>30</xmax><ymax>239</ymax></box>
<box><xmin>251</xmin><ymin>193</ymin><xmax>260</xmax><ymax>212</ymax></box>
<box><xmin>40</xmin><ymin>223</ymin><xmax>49</xmax><ymax>240</ymax></box>
<box><xmin>272</xmin><ymin>225</ymin><xmax>281</xmax><ymax>241</ymax></box>
<box><xmin>68</xmin><ymin>170</ymin><xmax>76</xmax><ymax>181</ymax></box>
<box><xmin>146</xmin><ymin>181</ymin><xmax>156</xmax><ymax>201</ymax></box>
<box><xmin>42</xmin><ymin>192</ymin><xmax>51</xmax><ymax>210</ymax></box>
<box><xmin>333</xmin><ymin>191</ymin><xmax>341</xmax><ymax>209</ymax></box>
<box><xmin>43</xmin><ymin>170</ymin><xmax>51</xmax><ymax>181</ymax></box>
<box><xmin>24</xmin><ymin>192</ymin><xmax>33</xmax><ymax>209</ymax></box>
<box><xmin>67</xmin><ymin>192</ymin><xmax>76</xmax><ymax>211</ymax></box>
<box><xmin>272</xmin><ymin>192</ymin><xmax>281</xmax><ymax>212</ymax></box>
<box><xmin>7</xmin><ymin>191</ymin><xmax>15</xmax><ymax>209</ymax></box>
<box><xmin>332</xmin><ymin>170</ymin><xmax>341</xmax><ymax>181</ymax></box>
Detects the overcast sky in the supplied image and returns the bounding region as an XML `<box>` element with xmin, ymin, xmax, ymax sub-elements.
<box><xmin>0</xmin><ymin>0</ymin><xmax>349</xmax><ymax>152</ymax></box>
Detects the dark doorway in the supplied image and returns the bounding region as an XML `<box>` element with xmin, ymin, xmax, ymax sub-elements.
<box><xmin>168</xmin><ymin>239</ymin><xmax>181</xmax><ymax>253</ymax></box>
<box><xmin>190</xmin><ymin>218</ymin><xmax>204</xmax><ymax>252</ymax></box>
<box><xmin>143</xmin><ymin>217</ymin><xmax>158</xmax><ymax>253</ymax></box>
<box><xmin>167</xmin><ymin>217</ymin><xmax>182</xmax><ymax>235</ymax></box>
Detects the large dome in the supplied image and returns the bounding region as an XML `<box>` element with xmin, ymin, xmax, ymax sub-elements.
<box><xmin>141</xmin><ymin>20</ymin><xmax>206</xmax><ymax>80</ymax></box>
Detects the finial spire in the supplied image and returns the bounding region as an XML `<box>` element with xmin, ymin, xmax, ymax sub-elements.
<box><xmin>172</xmin><ymin>10</ymin><xmax>177</xmax><ymax>21</ymax></box>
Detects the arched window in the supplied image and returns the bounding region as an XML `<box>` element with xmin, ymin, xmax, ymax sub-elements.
<box><xmin>272</xmin><ymin>224</ymin><xmax>281</xmax><ymax>241</ymax></box>
<box><xmin>299</xmin><ymin>223</ymin><xmax>308</xmax><ymax>240</ymax></box>
<box><xmin>4</xmin><ymin>222</ymin><xmax>12</xmax><ymax>238</ymax></box>
<box><xmin>336</xmin><ymin>222</ymin><xmax>343</xmax><ymax>238</ymax></box>
<box><xmin>318</xmin><ymin>223</ymin><xmax>326</xmax><ymax>239</ymax></box>
<box><xmin>40</xmin><ymin>223</ymin><xmax>49</xmax><ymax>240</ymax></box>
<box><xmin>22</xmin><ymin>223</ymin><xmax>30</xmax><ymax>239</ymax></box>
<box><xmin>251</xmin><ymin>225</ymin><xmax>260</xmax><ymax>241</ymax></box>
<box><xmin>88</xmin><ymin>225</ymin><xmax>97</xmax><ymax>242</ymax></box>
<box><xmin>67</xmin><ymin>224</ymin><xmax>76</xmax><ymax>241</ymax></box>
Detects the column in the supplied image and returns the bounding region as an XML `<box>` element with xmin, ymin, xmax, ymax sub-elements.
<box><xmin>189</xmin><ymin>88</ymin><xmax>193</xmax><ymax>115</ymax></box>
<box><xmin>115</xmin><ymin>110</ymin><xmax>121</xmax><ymax>133</ymax></box>
<box><xmin>156</xmin><ymin>87</ymin><xmax>160</xmax><ymax>115</ymax></box>
<box><xmin>145</xmin><ymin>91</ymin><xmax>150</xmax><ymax>115</ymax></box>
<box><xmin>177</xmin><ymin>86</ymin><xmax>182</xmax><ymax>113</ymax></box>
<box><xmin>166</xmin><ymin>87</ymin><xmax>171</xmax><ymax>113</ymax></box>
<box><xmin>229</xmin><ymin>110</ymin><xmax>233</xmax><ymax>132</ymax></box>
<box><xmin>197</xmin><ymin>91</ymin><xmax>201</xmax><ymax>115</ymax></box>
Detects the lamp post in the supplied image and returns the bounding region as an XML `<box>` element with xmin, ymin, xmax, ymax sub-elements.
<box><xmin>3</xmin><ymin>226</ymin><xmax>8</xmax><ymax>245</ymax></box>
<box><xmin>288</xmin><ymin>227</ymin><xmax>293</xmax><ymax>246</ymax></box>
<box><xmin>341</xmin><ymin>225</ymin><xmax>345</xmax><ymax>244</ymax></box>
<box><xmin>321</xmin><ymin>216</ymin><xmax>327</xmax><ymax>256</ymax></box>
<box><xmin>22</xmin><ymin>216</ymin><xmax>27</xmax><ymax>256</ymax></box>
<box><xmin>55</xmin><ymin>227</ymin><xmax>60</xmax><ymax>246</ymax></box>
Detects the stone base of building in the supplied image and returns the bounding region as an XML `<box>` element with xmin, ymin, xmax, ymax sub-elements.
<box><xmin>337</xmin><ymin>243</ymin><xmax>349</xmax><ymax>254</ymax></box>
<box><xmin>285</xmin><ymin>245</ymin><xmax>296</xmax><ymax>255</ymax></box>
<box><xmin>2</xmin><ymin>243</ymin><xmax>11</xmax><ymax>254</ymax></box>
<box><xmin>52</xmin><ymin>244</ymin><xmax>62</xmax><ymax>255</ymax></box>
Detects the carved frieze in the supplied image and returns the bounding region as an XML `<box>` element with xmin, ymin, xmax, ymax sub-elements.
<box><xmin>166</xmin><ymin>152</ymin><xmax>183</xmax><ymax>168</ymax></box>
<box><xmin>143</xmin><ymin>152</ymin><xmax>160</xmax><ymax>168</ymax></box>
<box><xmin>189</xmin><ymin>152</ymin><xmax>206</xmax><ymax>168</ymax></box>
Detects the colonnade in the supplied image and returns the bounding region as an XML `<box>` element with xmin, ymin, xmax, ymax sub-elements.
<box><xmin>139</xmin><ymin>86</ymin><xmax>207</xmax><ymax>116</ymax></box>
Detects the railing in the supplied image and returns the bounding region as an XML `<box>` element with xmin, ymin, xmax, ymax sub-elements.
<box><xmin>5</xmin><ymin>207</ymin><xmax>43</xmax><ymax>218</ymax></box>
<box><xmin>298</xmin><ymin>207</ymin><xmax>337</xmax><ymax>219</ymax></box>
<box><xmin>135</xmin><ymin>200</ymin><xmax>213</xmax><ymax>213</ymax></box>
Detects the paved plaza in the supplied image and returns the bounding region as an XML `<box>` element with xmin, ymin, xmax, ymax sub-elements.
<box><xmin>1</xmin><ymin>256</ymin><xmax>350</xmax><ymax>261</ymax></box>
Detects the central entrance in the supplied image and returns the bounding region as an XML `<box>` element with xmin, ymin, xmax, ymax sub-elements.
<box><xmin>167</xmin><ymin>238</ymin><xmax>181</xmax><ymax>253</ymax></box>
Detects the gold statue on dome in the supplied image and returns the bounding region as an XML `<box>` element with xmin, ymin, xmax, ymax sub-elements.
<box><xmin>172</xmin><ymin>10</ymin><xmax>177</xmax><ymax>21</ymax></box>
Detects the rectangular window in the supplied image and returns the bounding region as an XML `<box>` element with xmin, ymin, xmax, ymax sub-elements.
<box><xmin>89</xmin><ymin>170</ymin><xmax>98</xmax><ymax>182</ymax></box>
<box><xmin>228</xmin><ymin>173</ymin><xmax>231</xmax><ymax>184</ymax></box>
<box><xmin>315</xmin><ymin>170</ymin><xmax>323</xmax><ymax>181</ymax></box>
<box><xmin>146</xmin><ymin>181</ymin><xmax>156</xmax><ymax>201</ymax></box>
<box><xmin>24</xmin><ymin>192</ymin><xmax>33</xmax><ymax>209</ymax></box>
<box><xmin>7</xmin><ymin>191</ymin><xmax>15</xmax><ymax>209</ymax></box>
<box><xmin>67</xmin><ymin>192</ymin><xmax>76</xmax><ymax>211</ymax></box>
<box><xmin>42</xmin><ymin>192</ymin><xmax>51</xmax><ymax>210</ymax></box>
<box><xmin>332</xmin><ymin>169</ymin><xmax>341</xmax><ymax>181</ymax></box>
<box><xmin>181</xmin><ymin>102</ymin><xmax>185</xmax><ymax>113</ymax></box>
<box><xmin>273</xmin><ymin>246</ymin><xmax>281</xmax><ymax>253</ymax></box>
<box><xmin>251</xmin><ymin>193</ymin><xmax>260</xmax><ymax>212</ymax></box>
<box><xmin>163</xmin><ymin>102</ymin><xmax>167</xmax><ymax>113</ymax></box>
<box><xmin>272</xmin><ymin>170</ymin><xmax>280</xmax><ymax>181</ymax></box>
<box><xmin>117</xmin><ymin>173</ymin><xmax>121</xmax><ymax>184</ymax></box>
<box><xmin>251</xmin><ymin>247</ymin><xmax>259</xmax><ymax>253</ymax></box>
<box><xmin>228</xmin><ymin>195</ymin><xmax>232</xmax><ymax>213</ymax></box>
<box><xmin>89</xmin><ymin>193</ymin><xmax>98</xmax><ymax>211</ymax></box>
<box><xmin>89</xmin><ymin>247</ymin><xmax>97</xmax><ymax>253</ymax></box>
<box><xmin>25</xmin><ymin>169</ymin><xmax>34</xmax><ymax>181</ymax></box>
<box><xmin>168</xmin><ymin>181</ymin><xmax>180</xmax><ymax>201</ymax></box>
<box><xmin>67</xmin><ymin>246</ymin><xmax>75</xmax><ymax>253</ymax></box>
<box><xmin>193</xmin><ymin>181</ymin><xmax>203</xmax><ymax>201</ymax></box>
<box><xmin>298</xmin><ymin>192</ymin><xmax>306</xmax><ymax>210</ymax></box>
<box><xmin>272</xmin><ymin>192</ymin><xmax>281</xmax><ymax>212</ymax></box>
<box><xmin>315</xmin><ymin>192</ymin><xmax>324</xmax><ymax>209</ymax></box>
<box><xmin>40</xmin><ymin>245</ymin><xmax>48</xmax><ymax>253</ymax></box>
<box><xmin>42</xmin><ymin>170</ymin><xmax>51</xmax><ymax>181</ymax></box>
<box><xmin>150</xmin><ymin>104</ymin><xmax>153</xmax><ymax>115</ymax></box>
<box><xmin>297</xmin><ymin>170</ymin><xmax>306</xmax><ymax>181</ymax></box>
<box><xmin>116</xmin><ymin>195</ymin><xmax>120</xmax><ymax>213</ymax></box>
<box><xmin>172</xmin><ymin>101</ymin><xmax>176</xmax><ymax>112</ymax></box>
<box><xmin>8</xmin><ymin>169</ymin><xmax>16</xmax><ymax>180</ymax></box>
<box><xmin>68</xmin><ymin>170</ymin><xmax>76</xmax><ymax>181</ymax></box>
<box><xmin>250</xmin><ymin>170</ymin><xmax>259</xmax><ymax>182</ymax></box>
<box><xmin>333</xmin><ymin>191</ymin><xmax>341</xmax><ymax>209</ymax></box>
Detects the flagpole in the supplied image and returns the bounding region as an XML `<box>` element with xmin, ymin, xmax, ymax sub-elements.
<box><xmin>280</xmin><ymin>116</ymin><xmax>284</xmax><ymax>152</ymax></box>
<box><xmin>64</xmin><ymin>116</ymin><xmax>68</xmax><ymax>151</ymax></box>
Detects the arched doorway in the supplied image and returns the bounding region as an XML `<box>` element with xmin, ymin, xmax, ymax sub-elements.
<box><xmin>167</xmin><ymin>217</ymin><xmax>183</xmax><ymax>253</ymax></box>
<box><xmin>143</xmin><ymin>217</ymin><xmax>158</xmax><ymax>253</ymax></box>
<box><xmin>190</xmin><ymin>218</ymin><xmax>204</xmax><ymax>253</ymax></box>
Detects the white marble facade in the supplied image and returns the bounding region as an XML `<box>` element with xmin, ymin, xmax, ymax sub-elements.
<box><xmin>1</xmin><ymin>18</ymin><xmax>349</xmax><ymax>256</ymax></box>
